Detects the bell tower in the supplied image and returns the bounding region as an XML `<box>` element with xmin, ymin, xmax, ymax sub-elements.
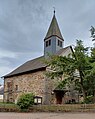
<box><xmin>44</xmin><ymin>11</ymin><xmax>64</xmax><ymax>57</ymax></box>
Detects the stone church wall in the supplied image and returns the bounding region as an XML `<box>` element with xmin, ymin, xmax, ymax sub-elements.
<box><xmin>4</xmin><ymin>71</ymin><xmax>46</xmax><ymax>104</ymax></box>
<box><xmin>4</xmin><ymin>70</ymin><xmax>57</xmax><ymax>104</ymax></box>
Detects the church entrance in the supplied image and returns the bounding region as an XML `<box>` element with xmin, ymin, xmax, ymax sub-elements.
<box><xmin>56</xmin><ymin>92</ymin><xmax>63</xmax><ymax>104</ymax></box>
<box><xmin>54</xmin><ymin>90</ymin><xmax>66</xmax><ymax>104</ymax></box>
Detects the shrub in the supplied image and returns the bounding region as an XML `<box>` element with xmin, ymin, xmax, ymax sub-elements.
<box><xmin>84</xmin><ymin>95</ymin><xmax>93</xmax><ymax>104</ymax></box>
<box><xmin>17</xmin><ymin>93</ymin><xmax>34</xmax><ymax>110</ymax></box>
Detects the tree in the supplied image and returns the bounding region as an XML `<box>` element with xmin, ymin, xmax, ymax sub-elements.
<box><xmin>74</xmin><ymin>40</ymin><xmax>93</xmax><ymax>101</ymax></box>
<box><xmin>45</xmin><ymin>40</ymin><xmax>91</xmax><ymax>102</ymax></box>
<box><xmin>87</xmin><ymin>26</ymin><xmax>95</xmax><ymax>102</ymax></box>
<box><xmin>44</xmin><ymin>27</ymin><xmax>95</xmax><ymax>103</ymax></box>
<box><xmin>90</xmin><ymin>26</ymin><xmax>95</xmax><ymax>41</ymax></box>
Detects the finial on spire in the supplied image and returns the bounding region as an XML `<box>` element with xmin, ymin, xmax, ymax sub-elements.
<box><xmin>53</xmin><ymin>7</ymin><xmax>55</xmax><ymax>15</ymax></box>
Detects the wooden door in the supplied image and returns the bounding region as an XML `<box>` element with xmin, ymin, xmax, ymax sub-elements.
<box><xmin>56</xmin><ymin>93</ymin><xmax>63</xmax><ymax>104</ymax></box>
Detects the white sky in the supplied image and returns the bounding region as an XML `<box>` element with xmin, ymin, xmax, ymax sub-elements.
<box><xmin>0</xmin><ymin>0</ymin><xmax>95</xmax><ymax>84</ymax></box>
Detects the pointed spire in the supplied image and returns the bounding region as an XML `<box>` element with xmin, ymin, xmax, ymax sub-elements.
<box><xmin>53</xmin><ymin>7</ymin><xmax>55</xmax><ymax>15</ymax></box>
<box><xmin>44</xmin><ymin>11</ymin><xmax>64</xmax><ymax>41</ymax></box>
<box><xmin>54</xmin><ymin>10</ymin><xmax>55</xmax><ymax>15</ymax></box>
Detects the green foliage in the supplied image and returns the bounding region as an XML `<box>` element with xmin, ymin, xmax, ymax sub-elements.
<box><xmin>84</xmin><ymin>95</ymin><xmax>93</xmax><ymax>104</ymax></box>
<box><xmin>0</xmin><ymin>102</ymin><xmax>18</xmax><ymax>108</ymax></box>
<box><xmin>44</xmin><ymin>26</ymin><xmax>95</xmax><ymax>104</ymax></box>
<box><xmin>91</xmin><ymin>48</ymin><xmax>95</xmax><ymax>61</ymax></box>
<box><xmin>90</xmin><ymin>26</ymin><xmax>95</xmax><ymax>41</ymax></box>
<box><xmin>45</xmin><ymin>39</ymin><xmax>95</xmax><ymax>103</ymax></box>
<box><xmin>17</xmin><ymin>93</ymin><xmax>34</xmax><ymax>110</ymax></box>
<box><xmin>44</xmin><ymin>53</ymin><xmax>75</xmax><ymax>80</ymax></box>
<box><xmin>55</xmin><ymin>79</ymin><xmax>68</xmax><ymax>90</ymax></box>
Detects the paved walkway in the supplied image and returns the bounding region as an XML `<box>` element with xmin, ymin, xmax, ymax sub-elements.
<box><xmin>0</xmin><ymin>112</ymin><xmax>95</xmax><ymax>119</ymax></box>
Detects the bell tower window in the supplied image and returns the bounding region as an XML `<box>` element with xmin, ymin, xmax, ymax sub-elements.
<box><xmin>49</xmin><ymin>40</ymin><xmax>51</xmax><ymax>46</ymax></box>
<box><xmin>58</xmin><ymin>40</ymin><xmax>62</xmax><ymax>47</ymax></box>
<box><xmin>46</xmin><ymin>39</ymin><xmax>51</xmax><ymax>47</ymax></box>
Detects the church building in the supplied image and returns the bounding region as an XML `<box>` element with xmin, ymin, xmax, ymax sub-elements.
<box><xmin>3</xmin><ymin>11</ymin><xmax>74</xmax><ymax>104</ymax></box>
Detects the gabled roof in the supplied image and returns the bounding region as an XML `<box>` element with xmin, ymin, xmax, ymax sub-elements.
<box><xmin>44</xmin><ymin>14</ymin><xmax>64</xmax><ymax>41</ymax></box>
<box><xmin>4</xmin><ymin>56</ymin><xmax>46</xmax><ymax>78</ymax></box>
<box><xmin>4</xmin><ymin>46</ymin><xmax>72</xmax><ymax>78</ymax></box>
<box><xmin>56</xmin><ymin>46</ymin><xmax>73</xmax><ymax>56</ymax></box>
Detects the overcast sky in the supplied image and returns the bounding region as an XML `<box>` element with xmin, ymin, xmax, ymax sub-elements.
<box><xmin>0</xmin><ymin>0</ymin><xmax>95</xmax><ymax>84</ymax></box>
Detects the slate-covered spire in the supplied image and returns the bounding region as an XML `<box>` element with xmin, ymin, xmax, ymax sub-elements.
<box><xmin>44</xmin><ymin>11</ymin><xmax>64</xmax><ymax>57</ymax></box>
<box><xmin>44</xmin><ymin>11</ymin><xmax>64</xmax><ymax>41</ymax></box>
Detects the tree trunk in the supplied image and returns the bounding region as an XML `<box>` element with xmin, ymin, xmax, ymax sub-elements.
<box><xmin>93</xmin><ymin>90</ymin><xmax>95</xmax><ymax>103</ymax></box>
<box><xmin>80</xmin><ymin>84</ymin><xmax>86</xmax><ymax>101</ymax></box>
<box><xmin>79</xmin><ymin>70</ymin><xmax>86</xmax><ymax>101</ymax></box>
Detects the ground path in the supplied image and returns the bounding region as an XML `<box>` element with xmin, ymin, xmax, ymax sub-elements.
<box><xmin>0</xmin><ymin>112</ymin><xmax>95</xmax><ymax>119</ymax></box>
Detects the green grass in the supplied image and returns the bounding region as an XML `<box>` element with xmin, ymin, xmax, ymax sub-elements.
<box><xmin>30</xmin><ymin>104</ymin><xmax>95</xmax><ymax>112</ymax></box>
<box><xmin>0</xmin><ymin>103</ymin><xmax>95</xmax><ymax>112</ymax></box>
<box><xmin>0</xmin><ymin>102</ymin><xmax>19</xmax><ymax>109</ymax></box>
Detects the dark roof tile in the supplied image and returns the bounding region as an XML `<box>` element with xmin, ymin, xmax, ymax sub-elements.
<box><xmin>44</xmin><ymin>15</ymin><xmax>63</xmax><ymax>40</ymax></box>
<box><xmin>4</xmin><ymin>56</ymin><xmax>46</xmax><ymax>78</ymax></box>
<box><xmin>4</xmin><ymin>46</ymin><xmax>72</xmax><ymax>78</ymax></box>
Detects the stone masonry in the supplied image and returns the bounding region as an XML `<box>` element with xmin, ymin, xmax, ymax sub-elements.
<box><xmin>4</xmin><ymin>70</ymin><xmax>57</xmax><ymax>104</ymax></box>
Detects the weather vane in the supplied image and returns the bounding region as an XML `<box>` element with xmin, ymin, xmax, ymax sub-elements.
<box><xmin>53</xmin><ymin>7</ymin><xmax>55</xmax><ymax>15</ymax></box>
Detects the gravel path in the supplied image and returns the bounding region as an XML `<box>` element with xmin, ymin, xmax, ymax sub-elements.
<box><xmin>0</xmin><ymin>112</ymin><xmax>95</xmax><ymax>119</ymax></box>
